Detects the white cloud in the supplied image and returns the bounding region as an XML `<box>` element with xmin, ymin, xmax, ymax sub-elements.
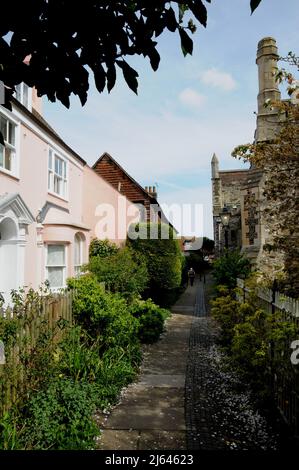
<box><xmin>200</xmin><ymin>68</ymin><xmax>237</xmax><ymax>91</ymax></box>
<box><xmin>178</xmin><ymin>88</ymin><xmax>206</xmax><ymax>109</ymax></box>
<box><xmin>46</xmin><ymin>96</ymin><xmax>253</xmax><ymax>181</ymax></box>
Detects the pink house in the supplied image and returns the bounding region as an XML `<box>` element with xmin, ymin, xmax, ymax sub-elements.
<box><xmin>0</xmin><ymin>86</ymin><xmax>139</xmax><ymax>303</ymax></box>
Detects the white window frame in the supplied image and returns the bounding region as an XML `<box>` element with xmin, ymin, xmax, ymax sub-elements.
<box><xmin>9</xmin><ymin>105</ymin><xmax>84</xmax><ymax>172</ymax></box>
<box><xmin>74</xmin><ymin>233</ymin><xmax>85</xmax><ymax>277</ymax></box>
<box><xmin>48</xmin><ymin>146</ymin><xmax>68</xmax><ymax>201</ymax></box>
<box><xmin>0</xmin><ymin>110</ymin><xmax>20</xmax><ymax>178</ymax></box>
<box><xmin>45</xmin><ymin>244</ymin><xmax>67</xmax><ymax>291</ymax></box>
<box><xmin>14</xmin><ymin>83</ymin><xmax>32</xmax><ymax>111</ymax></box>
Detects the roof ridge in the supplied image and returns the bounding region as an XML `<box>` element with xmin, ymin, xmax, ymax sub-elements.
<box><xmin>93</xmin><ymin>152</ymin><xmax>156</xmax><ymax>200</ymax></box>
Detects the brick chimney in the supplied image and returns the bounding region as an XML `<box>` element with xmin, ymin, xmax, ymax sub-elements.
<box><xmin>145</xmin><ymin>185</ymin><xmax>158</xmax><ymax>199</ymax></box>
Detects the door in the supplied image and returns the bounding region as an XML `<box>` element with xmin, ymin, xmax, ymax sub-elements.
<box><xmin>0</xmin><ymin>217</ymin><xmax>18</xmax><ymax>305</ymax></box>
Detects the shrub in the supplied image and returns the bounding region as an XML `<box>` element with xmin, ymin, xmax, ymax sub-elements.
<box><xmin>67</xmin><ymin>274</ymin><xmax>108</xmax><ymax>337</ymax></box>
<box><xmin>87</xmin><ymin>246</ymin><xmax>149</xmax><ymax>299</ymax></box>
<box><xmin>211</xmin><ymin>288</ymin><xmax>241</xmax><ymax>347</ymax></box>
<box><xmin>89</xmin><ymin>238</ymin><xmax>119</xmax><ymax>258</ymax></box>
<box><xmin>0</xmin><ymin>410</ymin><xmax>21</xmax><ymax>450</ymax></box>
<box><xmin>0</xmin><ymin>280</ymin><xmax>145</xmax><ymax>450</ymax></box>
<box><xmin>231</xmin><ymin>307</ymin><xmax>269</xmax><ymax>384</ymax></box>
<box><xmin>212</xmin><ymin>279</ymin><xmax>299</xmax><ymax>398</ymax></box>
<box><xmin>129</xmin><ymin>298</ymin><xmax>170</xmax><ymax>343</ymax></box>
<box><xmin>67</xmin><ymin>274</ymin><xmax>140</xmax><ymax>351</ymax></box>
<box><xmin>21</xmin><ymin>378</ymin><xmax>99</xmax><ymax>450</ymax></box>
<box><xmin>95</xmin><ymin>345</ymin><xmax>141</xmax><ymax>407</ymax></box>
<box><xmin>57</xmin><ymin>326</ymin><xmax>103</xmax><ymax>383</ymax></box>
<box><xmin>212</xmin><ymin>250</ymin><xmax>251</xmax><ymax>289</ymax></box>
<box><xmin>128</xmin><ymin>222</ymin><xmax>183</xmax><ymax>306</ymax></box>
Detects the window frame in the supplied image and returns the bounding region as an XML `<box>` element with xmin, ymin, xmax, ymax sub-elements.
<box><xmin>14</xmin><ymin>83</ymin><xmax>32</xmax><ymax>111</ymax></box>
<box><xmin>45</xmin><ymin>243</ymin><xmax>67</xmax><ymax>290</ymax></box>
<box><xmin>74</xmin><ymin>233</ymin><xmax>85</xmax><ymax>277</ymax></box>
<box><xmin>48</xmin><ymin>146</ymin><xmax>69</xmax><ymax>201</ymax></box>
<box><xmin>0</xmin><ymin>110</ymin><xmax>20</xmax><ymax>178</ymax></box>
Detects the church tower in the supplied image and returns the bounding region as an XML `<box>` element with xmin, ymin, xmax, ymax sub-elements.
<box><xmin>256</xmin><ymin>37</ymin><xmax>281</xmax><ymax>142</ymax></box>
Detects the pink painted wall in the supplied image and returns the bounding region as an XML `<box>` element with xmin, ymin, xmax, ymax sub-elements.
<box><xmin>83</xmin><ymin>165</ymin><xmax>140</xmax><ymax>246</ymax></box>
<box><xmin>1</xmin><ymin>98</ymin><xmax>140</xmax><ymax>293</ymax></box>
<box><xmin>32</xmin><ymin>88</ymin><xmax>42</xmax><ymax>115</ymax></box>
<box><xmin>0</xmin><ymin>106</ymin><xmax>86</xmax><ymax>289</ymax></box>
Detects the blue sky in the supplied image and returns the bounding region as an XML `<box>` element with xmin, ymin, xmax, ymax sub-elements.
<box><xmin>43</xmin><ymin>0</ymin><xmax>299</xmax><ymax>238</ymax></box>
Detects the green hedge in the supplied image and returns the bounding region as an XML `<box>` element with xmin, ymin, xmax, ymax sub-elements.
<box><xmin>127</xmin><ymin>222</ymin><xmax>183</xmax><ymax>306</ymax></box>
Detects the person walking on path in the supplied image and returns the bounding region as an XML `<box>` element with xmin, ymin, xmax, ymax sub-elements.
<box><xmin>187</xmin><ymin>267</ymin><xmax>195</xmax><ymax>286</ymax></box>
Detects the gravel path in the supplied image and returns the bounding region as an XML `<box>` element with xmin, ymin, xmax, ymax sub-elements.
<box><xmin>185</xmin><ymin>276</ymin><xmax>279</xmax><ymax>451</ymax></box>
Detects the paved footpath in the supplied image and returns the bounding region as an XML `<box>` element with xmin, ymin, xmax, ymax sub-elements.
<box><xmin>99</xmin><ymin>276</ymin><xmax>278</xmax><ymax>451</ymax></box>
<box><xmin>98</xmin><ymin>279</ymin><xmax>199</xmax><ymax>450</ymax></box>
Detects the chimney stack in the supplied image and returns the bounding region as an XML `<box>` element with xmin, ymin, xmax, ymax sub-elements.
<box><xmin>145</xmin><ymin>185</ymin><xmax>158</xmax><ymax>198</ymax></box>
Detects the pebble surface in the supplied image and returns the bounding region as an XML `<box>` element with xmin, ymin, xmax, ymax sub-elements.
<box><xmin>185</xmin><ymin>281</ymin><xmax>278</xmax><ymax>451</ymax></box>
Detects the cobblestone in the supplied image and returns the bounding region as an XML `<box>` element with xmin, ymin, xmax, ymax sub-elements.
<box><xmin>185</xmin><ymin>276</ymin><xmax>279</xmax><ymax>451</ymax></box>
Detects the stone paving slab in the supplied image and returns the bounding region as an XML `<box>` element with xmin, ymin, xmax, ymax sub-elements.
<box><xmin>116</xmin><ymin>387</ymin><xmax>185</xmax><ymax>407</ymax></box>
<box><xmin>171</xmin><ymin>306</ymin><xmax>194</xmax><ymax>314</ymax></box>
<box><xmin>138</xmin><ymin>375</ymin><xmax>185</xmax><ymax>388</ymax></box>
<box><xmin>98</xmin><ymin>430</ymin><xmax>139</xmax><ymax>450</ymax></box>
<box><xmin>141</xmin><ymin>361</ymin><xmax>188</xmax><ymax>375</ymax></box>
<box><xmin>99</xmin><ymin>430</ymin><xmax>186</xmax><ymax>451</ymax></box>
<box><xmin>98</xmin><ymin>282</ymin><xmax>199</xmax><ymax>450</ymax></box>
<box><xmin>138</xmin><ymin>431</ymin><xmax>186</xmax><ymax>450</ymax></box>
<box><xmin>103</xmin><ymin>405</ymin><xmax>186</xmax><ymax>431</ymax></box>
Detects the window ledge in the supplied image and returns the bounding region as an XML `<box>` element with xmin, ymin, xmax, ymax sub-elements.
<box><xmin>48</xmin><ymin>190</ymin><xmax>69</xmax><ymax>203</ymax></box>
<box><xmin>0</xmin><ymin>168</ymin><xmax>20</xmax><ymax>181</ymax></box>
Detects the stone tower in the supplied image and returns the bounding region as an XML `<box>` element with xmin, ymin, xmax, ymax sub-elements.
<box><xmin>211</xmin><ymin>153</ymin><xmax>221</xmax><ymax>216</ymax></box>
<box><xmin>256</xmin><ymin>37</ymin><xmax>281</xmax><ymax>142</ymax></box>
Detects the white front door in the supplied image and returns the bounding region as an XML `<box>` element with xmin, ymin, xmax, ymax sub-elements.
<box><xmin>0</xmin><ymin>217</ymin><xmax>18</xmax><ymax>305</ymax></box>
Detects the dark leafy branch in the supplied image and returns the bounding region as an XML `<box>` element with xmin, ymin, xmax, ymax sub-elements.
<box><xmin>0</xmin><ymin>1</ymin><xmax>262</xmax><ymax>111</ymax></box>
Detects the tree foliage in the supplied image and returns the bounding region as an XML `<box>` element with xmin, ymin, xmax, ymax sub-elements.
<box><xmin>0</xmin><ymin>1</ymin><xmax>261</xmax><ymax>110</ymax></box>
<box><xmin>250</xmin><ymin>0</ymin><xmax>262</xmax><ymax>14</ymax></box>
<box><xmin>212</xmin><ymin>250</ymin><xmax>251</xmax><ymax>289</ymax></box>
<box><xmin>202</xmin><ymin>236</ymin><xmax>215</xmax><ymax>254</ymax></box>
